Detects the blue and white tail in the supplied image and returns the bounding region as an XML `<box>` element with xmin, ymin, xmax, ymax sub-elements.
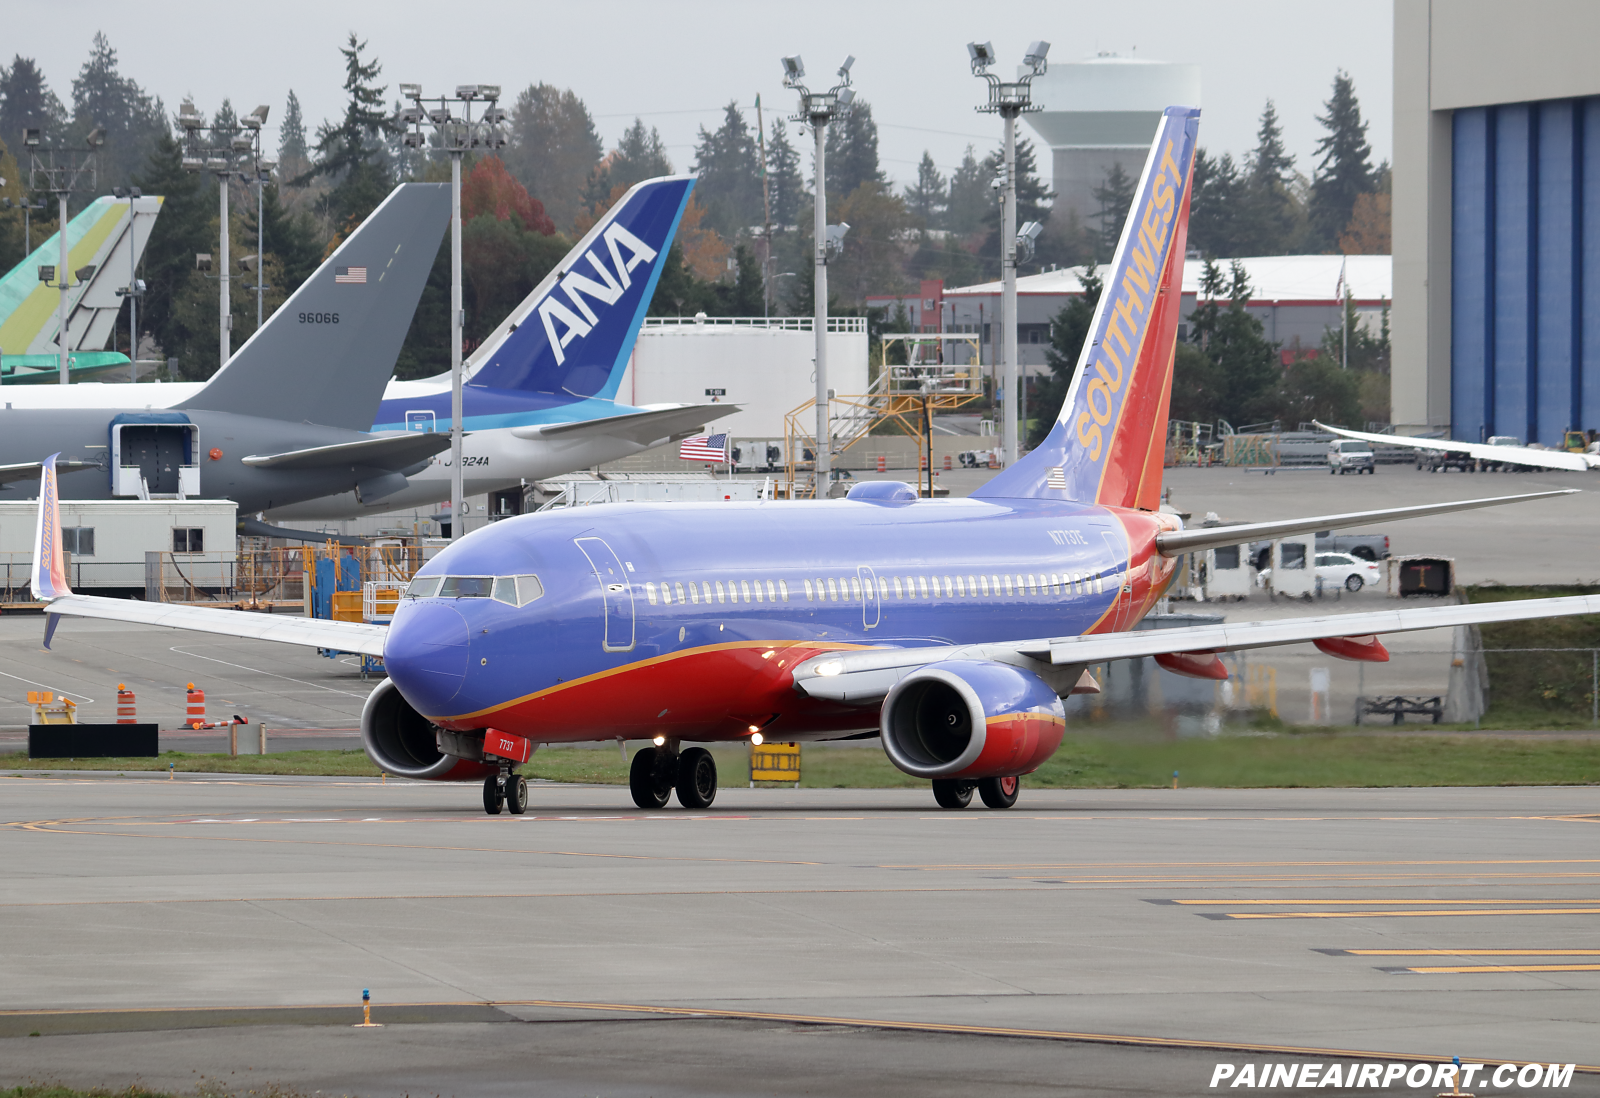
<box><xmin>461</xmin><ymin>175</ymin><xmax>695</xmax><ymax>401</ymax></box>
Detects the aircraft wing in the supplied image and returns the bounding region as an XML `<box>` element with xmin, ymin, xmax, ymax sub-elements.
<box><xmin>508</xmin><ymin>403</ymin><xmax>736</xmax><ymax>447</ymax></box>
<box><xmin>241</xmin><ymin>431</ymin><xmax>452</xmax><ymax>471</ymax></box>
<box><xmin>792</xmin><ymin>594</ymin><xmax>1600</xmax><ymax>706</ymax></box>
<box><xmin>39</xmin><ymin>593</ymin><xmax>387</xmax><ymax>657</ymax></box>
<box><xmin>1314</xmin><ymin>420</ymin><xmax>1598</xmax><ymax>472</ymax></box>
<box><xmin>0</xmin><ymin>459</ymin><xmax>98</xmax><ymax>485</ymax></box>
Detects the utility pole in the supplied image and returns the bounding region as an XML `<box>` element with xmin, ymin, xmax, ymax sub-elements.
<box><xmin>970</xmin><ymin>40</ymin><xmax>1049</xmax><ymax>465</ymax></box>
<box><xmin>398</xmin><ymin>84</ymin><xmax>507</xmax><ymax>540</ymax></box>
<box><xmin>25</xmin><ymin>125</ymin><xmax>104</xmax><ymax>385</ymax></box>
<box><xmin>783</xmin><ymin>54</ymin><xmax>855</xmax><ymax>494</ymax></box>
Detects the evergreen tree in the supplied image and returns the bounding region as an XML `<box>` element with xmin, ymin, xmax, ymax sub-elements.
<box><xmin>764</xmin><ymin>118</ymin><xmax>805</xmax><ymax>230</ymax></box>
<box><xmin>0</xmin><ymin>138</ymin><xmax>26</xmax><ymax>274</ymax></box>
<box><xmin>278</xmin><ymin>90</ymin><xmax>307</xmax><ymax>167</ymax></box>
<box><xmin>716</xmin><ymin>243</ymin><xmax>764</xmax><ymax>316</ymax></box>
<box><xmin>211</xmin><ymin>98</ymin><xmax>237</xmax><ymax>134</ymax></box>
<box><xmin>691</xmin><ymin>101</ymin><xmax>762</xmax><ymax>239</ymax></box>
<box><xmin>945</xmin><ymin>144</ymin><xmax>992</xmax><ymax>236</ymax></box>
<box><xmin>1309</xmin><ymin>70</ymin><xmax>1376</xmax><ymax>251</ymax></box>
<box><xmin>1029</xmin><ymin>265</ymin><xmax>1102</xmax><ymax>447</ymax></box>
<box><xmin>904</xmin><ymin>151</ymin><xmax>946</xmax><ymax>231</ymax></box>
<box><xmin>0</xmin><ymin>56</ymin><xmax>67</xmax><ymax>148</ymax></box>
<box><xmin>247</xmin><ymin>180</ymin><xmax>323</xmax><ymax>300</ymax></box>
<box><xmin>1184</xmin><ymin>259</ymin><xmax>1281</xmax><ymax>426</ymax></box>
<box><xmin>304</xmin><ymin>33</ymin><xmax>395</xmax><ymax>232</ymax></box>
<box><xmin>131</xmin><ymin>132</ymin><xmax>212</xmax><ymax>378</ymax></box>
<box><xmin>504</xmin><ymin>83</ymin><xmax>602</xmax><ymax>233</ymax></box>
<box><xmin>1187</xmin><ymin>149</ymin><xmax>1242</xmax><ymax>257</ymax></box>
<box><xmin>823</xmin><ymin>99</ymin><xmax>883</xmax><ymax>198</ymax></box>
<box><xmin>583</xmin><ymin>117</ymin><xmax>673</xmax><ymax>212</ymax></box>
<box><xmin>1090</xmin><ymin>161</ymin><xmax>1136</xmax><ymax>260</ymax></box>
<box><xmin>68</xmin><ymin>33</ymin><xmax>165</xmax><ymax>196</ymax></box>
<box><xmin>1238</xmin><ymin>100</ymin><xmax>1302</xmax><ymax>254</ymax></box>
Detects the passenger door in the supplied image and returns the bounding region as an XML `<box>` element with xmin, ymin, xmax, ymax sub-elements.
<box><xmin>574</xmin><ymin>536</ymin><xmax>636</xmax><ymax>653</ymax></box>
<box><xmin>858</xmin><ymin>565</ymin><xmax>880</xmax><ymax>630</ymax></box>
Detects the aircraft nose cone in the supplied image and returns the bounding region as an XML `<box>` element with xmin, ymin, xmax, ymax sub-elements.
<box><xmin>384</xmin><ymin>601</ymin><xmax>471</xmax><ymax>715</ymax></box>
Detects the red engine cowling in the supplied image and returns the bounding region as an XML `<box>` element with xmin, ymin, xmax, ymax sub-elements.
<box><xmin>361</xmin><ymin>679</ymin><xmax>498</xmax><ymax>781</ymax></box>
<box><xmin>879</xmin><ymin>660</ymin><xmax>1065</xmax><ymax>780</ymax></box>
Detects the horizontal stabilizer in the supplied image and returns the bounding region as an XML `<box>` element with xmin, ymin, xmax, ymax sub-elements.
<box><xmin>238</xmin><ymin>517</ymin><xmax>371</xmax><ymax>546</ymax></box>
<box><xmin>1154</xmin><ymin>489</ymin><xmax>1576</xmax><ymax>556</ymax></box>
<box><xmin>0</xmin><ymin>458</ymin><xmax>98</xmax><ymax>486</ymax></box>
<box><xmin>509</xmin><ymin>402</ymin><xmax>732</xmax><ymax>446</ymax></box>
<box><xmin>1315</xmin><ymin>421</ymin><xmax>1597</xmax><ymax>472</ymax></box>
<box><xmin>241</xmin><ymin>431</ymin><xmax>451</xmax><ymax>471</ymax></box>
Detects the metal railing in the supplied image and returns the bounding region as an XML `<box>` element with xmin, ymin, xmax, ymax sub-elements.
<box><xmin>643</xmin><ymin>315</ymin><xmax>867</xmax><ymax>332</ymax></box>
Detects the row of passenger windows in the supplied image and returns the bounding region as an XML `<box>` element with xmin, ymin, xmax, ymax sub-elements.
<box><xmin>641</xmin><ymin>571</ymin><xmax>1105</xmax><ymax>607</ymax></box>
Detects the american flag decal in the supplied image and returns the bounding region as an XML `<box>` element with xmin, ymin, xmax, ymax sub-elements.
<box><xmin>679</xmin><ymin>433</ymin><xmax>729</xmax><ymax>462</ymax></box>
<box><xmin>335</xmin><ymin>266</ymin><xmax>367</xmax><ymax>284</ymax></box>
<box><xmin>1047</xmin><ymin>467</ymin><xmax>1068</xmax><ymax>490</ymax></box>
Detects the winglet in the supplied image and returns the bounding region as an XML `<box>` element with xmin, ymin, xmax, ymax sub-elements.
<box><xmin>30</xmin><ymin>453</ymin><xmax>69</xmax><ymax>602</ymax></box>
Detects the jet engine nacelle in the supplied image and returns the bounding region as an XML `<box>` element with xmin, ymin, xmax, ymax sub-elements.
<box><xmin>879</xmin><ymin>660</ymin><xmax>1065</xmax><ymax>780</ymax></box>
<box><xmin>361</xmin><ymin>678</ymin><xmax>498</xmax><ymax>781</ymax></box>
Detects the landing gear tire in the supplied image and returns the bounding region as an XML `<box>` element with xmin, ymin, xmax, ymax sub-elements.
<box><xmin>932</xmin><ymin>779</ymin><xmax>974</xmax><ymax>809</ymax></box>
<box><xmin>676</xmin><ymin>747</ymin><xmax>718</xmax><ymax>809</ymax></box>
<box><xmin>505</xmin><ymin>774</ymin><xmax>528</xmax><ymax>815</ymax></box>
<box><xmin>1345</xmin><ymin>574</ymin><xmax>1363</xmax><ymax>593</ymax></box>
<box><xmin>483</xmin><ymin>776</ymin><xmax>504</xmax><ymax>815</ymax></box>
<box><xmin>978</xmin><ymin>775</ymin><xmax>1020</xmax><ymax>809</ymax></box>
<box><xmin>629</xmin><ymin>747</ymin><xmax>670</xmax><ymax>809</ymax></box>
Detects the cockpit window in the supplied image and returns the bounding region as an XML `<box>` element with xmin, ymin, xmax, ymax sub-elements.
<box><xmin>439</xmin><ymin>576</ymin><xmax>494</xmax><ymax>598</ymax></box>
<box><xmin>406</xmin><ymin>575</ymin><xmax>443</xmax><ymax>598</ymax></box>
<box><xmin>492</xmin><ymin>575</ymin><xmax>545</xmax><ymax>607</ymax></box>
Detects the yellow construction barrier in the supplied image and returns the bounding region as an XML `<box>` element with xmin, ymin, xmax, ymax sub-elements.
<box><xmin>750</xmin><ymin>741</ymin><xmax>801</xmax><ymax>787</ymax></box>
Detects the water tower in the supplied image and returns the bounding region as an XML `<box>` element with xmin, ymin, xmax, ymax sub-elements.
<box><xmin>1023</xmin><ymin>55</ymin><xmax>1202</xmax><ymax>231</ymax></box>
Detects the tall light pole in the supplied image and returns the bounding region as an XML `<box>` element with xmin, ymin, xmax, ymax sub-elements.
<box><xmin>398</xmin><ymin>83</ymin><xmax>506</xmax><ymax>540</ymax></box>
<box><xmin>238</xmin><ymin>105</ymin><xmax>273</xmax><ymax>332</ymax></box>
<box><xmin>782</xmin><ymin>54</ymin><xmax>854</xmax><ymax>493</ymax></box>
<box><xmin>26</xmin><ymin>125</ymin><xmax>104</xmax><ymax>384</ymax></box>
<box><xmin>112</xmin><ymin>186</ymin><xmax>148</xmax><ymax>380</ymax></box>
<box><xmin>969</xmin><ymin>40</ymin><xmax>1048</xmax><ymax>465</ymax></box>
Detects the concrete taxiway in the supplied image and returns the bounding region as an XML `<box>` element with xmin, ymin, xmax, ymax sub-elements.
<box><xmin>2</xmin><ymin>777</ymin><xmax>1597</xmax><ymax>1094</ymax></box>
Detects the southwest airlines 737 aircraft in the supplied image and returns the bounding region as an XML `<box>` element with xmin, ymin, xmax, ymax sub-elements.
<box><xmin>28</xmin><ymin>107</ymin><xmax>1600</xmax><ymax>814</ymax></box>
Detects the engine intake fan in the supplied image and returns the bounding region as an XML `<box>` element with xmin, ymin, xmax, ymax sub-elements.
<box><xmin>361</xmin><ymin>678</ymin><xmax>497</xmax><ymax>781</ymax></box>
<box><xmin>880</xmin><ymin>660</ymin><xmax>1065</xmax><ymax>780</ymax></box>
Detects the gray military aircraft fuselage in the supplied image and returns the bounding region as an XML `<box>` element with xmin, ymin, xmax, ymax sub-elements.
<box><xmin>0</xmin><ymin>183</ymin><xmax>452</xmax><ymax>513</ymax></box>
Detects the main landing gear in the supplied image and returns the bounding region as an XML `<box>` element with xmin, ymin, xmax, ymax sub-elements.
<box><xmin>483</xmin><ymin>768</ymin><xmax>528</xmax><ymax>816</ymax></box>
<box><xmin>931</xmin><ymin>775</ymin><xmax>1020</xmax><ymax>810</ymax></box>
<box><xmin>629</xmin><ymin>741</ymin><xmax>718</xmax><ymax>809</ymax></box>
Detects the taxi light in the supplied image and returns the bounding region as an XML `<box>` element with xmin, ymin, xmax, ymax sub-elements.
<box><xmin>814</xmin><ymin>659</ymin><xmax>842</xmax><ymax>677</ymax></box>
<box><xmin>750</xmin><ymin>732</ymin><xmax>764</xmax><ymax>746</ymax></box>
<box><xmin>653</xmin><ymin>734</ymin><xmax>666</xmax><ymax>747</ymax></box>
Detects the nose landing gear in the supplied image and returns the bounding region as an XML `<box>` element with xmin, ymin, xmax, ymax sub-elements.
<box><xmin>628</xmin><ymin>741</ymin><xmax>719</xmax><ymax>809</ymax></box>
<box><xmin>483</xmin><ymin>766</ymin><xmax>528</xmax><ymax>815</ymax></box>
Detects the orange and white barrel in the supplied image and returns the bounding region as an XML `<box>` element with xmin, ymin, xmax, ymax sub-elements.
<box><xmin>116</xmin><ymin>684</ymin><xmax>136</xmax><ymax>724</ymax></box>
<box><xmin>185</xmin><ymin>683</ymin><xmax>205</xmax><ymax>728</ymax></box>
<box><xmin>876</xmin><ymin>455</ymin><xmax>886</xmax><ymax>472</ymax></box>
<box><xmin>943</xmin><ymin>453</ymin><xmax>952</xmax><ymax>471</ymax></box>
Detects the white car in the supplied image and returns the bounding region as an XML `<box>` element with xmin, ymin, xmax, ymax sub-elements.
<box><xmin>1258</xmin><ymin>552</ymin><xmax>1383</xmax><ymax>593</ymax></box>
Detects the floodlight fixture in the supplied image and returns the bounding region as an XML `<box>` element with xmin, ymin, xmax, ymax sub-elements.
<box><xmin>85</xmin><ymin>127</ymin><xmax>105</xmax><ymax>147</ymax></box>
<box><xmin>781</xmin><ymin>55</ymin><xmax>804</xmax><ymax>82</ymax></box>
<box><xmin>836</xmin><ymin>87</ymin><xmax>855</xmax><ymax>109</ymax></box>
<box><xmin>398</xmin><ymin>106</ymin><xmax>424</xmax><ymax>125</ymax></box>
<box><xmin>1023</xmin><ymin>40</ymin><xmax>1050</xmax><ymax>72</ymax></box>
<box><xmin>1017</xmin><ymin>220</ymin><xmax>1043</xmax><ymax>263</ymax></box>
<box><xmin>23</xmin><ymin>127</ymin><xmax>41</xmax><ymax>146</ymax></box>
<box><xmin>838</xmin><ymin>54</ymin><xmax>855</xmax><ymax>78</ymax></box>
<box><xmin>824</xmin><ymin>222</ymin><xmax>850</xmax><ymax>263</ymax></box>
<box><xmin>181</xmin><ymin>156</ymin><xmax>204</xmax><ymax>171</ymax></box>
<box><xmin>455</xmin><ymin>84</ymin><xmax>480</xmax><ymax>100</ymax></box>
<box><xmin>114</xmin><ymin>186</ymin><xmax>127</xmax><ymax>198</ymax></box>
<box><xmin>75</xmin><ymin>264</ymin><xmax>97</xmax><ymax>282</ymax></box>
<box><xmin>968</xmin><ymin>41</ymin><xmax>995</xmax><ymax>72</ymax></box>
<box><xmin>428</xmin><ymin>107</ymin><xmax>453</xmax><ymax>126</ymax></box>
<box><xmin>239</xmin><ymin>254</ymin><xmax>257</xmax><ymax>272</ymax></box>
<box><xmin>38</xmin><ymin>265</ymin><xmax>54</xmax><ymax>283</ymax></box>
<box><xmin>195</xmin><ymin>253</ymin><xmax>212</xmax><ymax>272</ymax></box>
<box><xmin>250</xmin><ymin>104</ymin><xmax>270</xmax><ymax>125</ymax></box>
<box><xmin>399</xmin><ymin>83</ymin><xmax>422</xmax><ymax>99</ymax></box>
<box><xmin>178</xmin><ymin>102</ymin><xmax>204</xmax><ymax>129</ymax></box>
<box><xmin>130</xmin><ymin>187</ymin><xmax>141</xmax><ymax>198</ymax></box>
<box><xmin>482</xmin><ymin>106</ymin><xmax>507</xmax><ymax>125</ymax></box>
<box><xmin>479</xmin><ymin>85</ymin><xmax>501</xmax><ymax>100</ymax></box>
<box><xmin>205</xmin><ymin>156</ymin><xmax>229</xmax><ymax>171</ymax></box>
<box><xmin>231</xmin><ymin>133</ymin><xmax>255</xmax><ymax>151</ymax></box>
<box><xmin>402</xmin><ymin>131</ymin><xmax>427</xmax><ymax>149</ymax></box>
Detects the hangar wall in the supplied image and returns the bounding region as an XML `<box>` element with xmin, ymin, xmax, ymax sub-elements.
<box><xmin>1392</xmin><ymin>0</ymin><xmax>1600</xmax><ymax>440</ymax></box>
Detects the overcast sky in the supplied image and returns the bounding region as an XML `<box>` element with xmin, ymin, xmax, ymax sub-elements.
<box><xmin>21</xmin><ymin>0</ymin><xmax>1392</xmax><ymax>188</ymax></box>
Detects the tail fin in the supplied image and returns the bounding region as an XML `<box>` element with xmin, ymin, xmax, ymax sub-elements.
<box><xmin>974</xmin><ymin>107</ymin><xmax>1200</xmax><ymax>508</ymax></box>
<box><xmin>459</xmin><ymin>174</ymin><xmax>695</xmax><ymax>400</ymax></box>
<box><xmin>30</xmin><ymin>453</ymin><xmax>68</xmax><ymax>600</ymax></box>
<box><xmin>0</xmin><ymin>195</ymin><xmax>162</xmax><ymax>355</ymax></box>
<box><xmin>179</xmin><ymin>183</ymin><xmax>450</xmax><ymax>431</ymax></box>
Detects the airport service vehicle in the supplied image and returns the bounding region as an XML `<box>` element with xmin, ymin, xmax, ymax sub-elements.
<box><xmin>1</xmin><ymin>177</ymin><xmax>727</xmax><ymax>521</ymax></box>
<box><xmin>30</xmin><ymin>107</ymin><xmax>1600</xmax><ymax>815</ymax></box>
<box><xmin>1260</xmin><ymin>552</ymin><xmax>1382</xmax><ymax>593</ymax></box>
<box><xmin>1318</xmin><ymin>420</ymin><xmax>1600</xmax><ymax>475</ymax></box>
<box><xmin>1327</xmin><ymin>439</ymin><xmax>1375</xmax><ymax>474</ymax></box>
<box><xmin>0</xmin><ymin>193</ymin><xmax>162</xmax><ymax>382</ymax></box>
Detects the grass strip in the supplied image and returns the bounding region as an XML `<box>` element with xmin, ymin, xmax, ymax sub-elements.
<box><xmin>5</xmin><ymin>737</ymin><xmax>1595</xmax><ymax>788</ymax></box>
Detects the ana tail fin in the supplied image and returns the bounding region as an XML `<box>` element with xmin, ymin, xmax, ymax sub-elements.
<box><xmin>30</xmin><ymin>453</ymin><xmax>69</xmax><ymax>601</ymax></box>
<box><xmin>974</xmin><ymin>106</ymin><xmax>1199</xmax><ymax>508</ymax></box>
<box><xmin>460</xmin><ymin>174</ymin><xmax>695</xmax><ymax>400</ymax></box>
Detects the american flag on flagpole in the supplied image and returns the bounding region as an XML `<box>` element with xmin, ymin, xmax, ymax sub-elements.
<box><xmin>335</xmin><ymin>266</ymin><xmax>368</xmax><ymax>284</ymax></box>
<box><xmin>679</xmin><ymin>433</ymin><xmax>729</xmax><ymax>462</ymax></box>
